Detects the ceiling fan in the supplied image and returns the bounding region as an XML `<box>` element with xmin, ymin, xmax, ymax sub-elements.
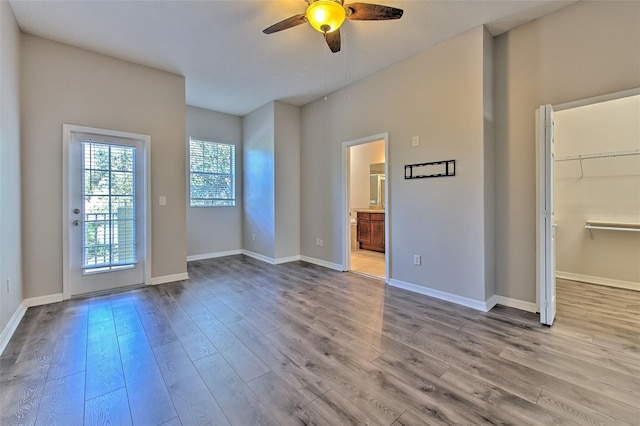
<box><xmin>263</xmin><ymin>0</ymin><xmax>403</xmax><ymax>53</ymax></box>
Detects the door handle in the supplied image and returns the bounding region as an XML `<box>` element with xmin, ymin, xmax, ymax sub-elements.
<box><xmin>72</xmin><ymin>220</ymin><xmax>81</xmax><ymax>227</ymax></box>
<box><xmin>73</xmin><ymin>208</ymin><xmax>81</xmax><ymax>214</ymax></box>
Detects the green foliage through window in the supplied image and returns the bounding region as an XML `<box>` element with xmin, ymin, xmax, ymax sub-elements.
<box><xmin>189</xmin><ymin>138</ymin><xmax>236</xmax><ymax>207</ymax></box>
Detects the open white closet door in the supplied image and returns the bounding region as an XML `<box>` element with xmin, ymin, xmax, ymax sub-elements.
<box><xmin>536</xmin><ymin>105</ymin><xmax>556</xmax><ymax>325</ymax></box>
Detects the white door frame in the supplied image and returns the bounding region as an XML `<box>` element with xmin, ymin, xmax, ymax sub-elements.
<box><xmin>342</xmin><ymin>132</ymin><xmax>390</xmax><ymax>283</ymax></box>
<box><xmin>535</xmin><ymin>88</ymin><xmax>640</xmax><ymax>323</ymax></box>
<box><xmin>62</xmin><ymin>124</ymin><xmax>152</xmax><ymax>299</ymax></box>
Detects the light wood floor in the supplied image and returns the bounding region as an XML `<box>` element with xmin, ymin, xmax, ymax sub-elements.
<box><xmin>1</xmin><ymin>257</ymin><xmax>639</xmax><ymax>425</ymax></box>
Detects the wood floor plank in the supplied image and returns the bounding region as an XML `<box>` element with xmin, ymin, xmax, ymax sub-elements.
<box><xmin>112</xmin><ymin>299</ymin><xmax>144</xmax><ymax>337</ymax></box>
<box><xmin>85</xmin><ymin>319</ymin><xmax>125</xmax><ymax>400</ymax></box>
<box><xmin>247</xmin><ymin>371</ymin><xmax>321</xmax><ymax>426</ymax></box>
<box><xmin>118</xmin><ymin>331</ymin><xmax>177</xmax><ymax>425</ymax></box>
<box><xmin>304</xmin><ymin>388</ymin><xmax>389</xmax><ymax>426</ymax></box>
<box><xmin>194</xmin><ymin>353</ymin><xmax>279</xmax><ymax>425</ymax></box>
<box><xmin>500</xmin><ymin>346</ymin><xmax>640</xmax><ymax>408</ymax></box>
<box><xmin>152</xmin><ymin>340</ymin><xmax>230</xmax><ymax>426</ymax></box>
<box><xmin>34</xmin><ymin>371</ymin><xmax>85</xmax><ymax>426</ymax></box>
<box><xmin>536</xmin><ymin>388</ymin><xmax>629</xmax><ymax>426</ymax></box>
<box><xmin>191</xmin><ymin>311</ymin><xmax>270</xmax><ymax>382</ymax></box>
<box><xmin>227</xmin><ymin>319</ymin><xmax>330</xmax><ymax>401</ymax></box>
<box><xmin>147</xmin><ymin>286</ymin><xmax>219</xmax><ymax>362</ymax></box>
<box><xmin>84</xmin><ymin>387</ymin><xmax>132</xmax><ymax>426</ymax></box>
<box><xmin>0</xmin><ymin>357</ymin><xmax>49</xmax><ymax>426</ymax></box>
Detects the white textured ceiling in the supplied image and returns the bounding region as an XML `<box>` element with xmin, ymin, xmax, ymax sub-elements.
<box><xmin>9</xmin><ymin>0</ymin><xmax>575</xmax><ymax>116</ymax></box>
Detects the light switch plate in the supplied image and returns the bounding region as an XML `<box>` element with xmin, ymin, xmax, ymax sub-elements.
<box><xmin>159</xmin><ymin>196</ymin><xmax>167</xmax><ymax>206</ymax></box>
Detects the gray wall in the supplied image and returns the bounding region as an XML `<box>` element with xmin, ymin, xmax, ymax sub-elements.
<box><xmin>21</xmin><ymin>35</ymin><xmax>187</xmax><ymax>298</ymax></box>
<box><xmin>242</xmin><ymin>100</ymin><xmax>301</xmax><ymax>261</ymax></box>
<box><xmin>186</xmin><ymin>105</ymin><xmax>243</xmax><ymax>258</ymax></box>
<box><xmin>494</xmin><ymin>0</ymin><xmax>640</xmax><ymax>302</ymax></box>
<box><xmin>242</xmin><ymin>101</ymin><xmax>276</xmax><ymax>258</ymax></box>
<box><xmin>301</xmin><ymin>27</ymin><xmax>493</xmax><ymax>303</ymax></box>
<box><xmin>274</xmin><ymin>101</ymin><xmax>301</xmax><ymax>260</ymax></box>
<box><xmin>0</xmin><ymin>1</ymin><xmax>23</xmax><ymax>332</ymax></box>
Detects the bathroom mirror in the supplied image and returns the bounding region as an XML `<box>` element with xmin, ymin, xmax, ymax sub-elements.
<box><xmin>369</xmin><ymin>162</ymin><xmax>385</xmax><ymax>208</ymax></box>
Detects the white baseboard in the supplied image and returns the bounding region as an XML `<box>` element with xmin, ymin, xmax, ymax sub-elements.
<box><xmin>300</xmin><ymin>256</ymin><xmax>344</xmax><ymax>272</ymax></box>
<box><xmin>187</xmin><ymin>250</ymin><xmax>243</xmax><ymax>262</ymax></box>
<box><xmin>273</xmin><ymin>255</ymin><xmax>302</xmax><ymax>265</ymax></box>
<box><xmin>493</xmin><ymin>295</ymin><xmax>538</xmax><ymax>313</ymax></box>
<box><xmin>242</xmin><ymin>250</ymin><xmax>276</xmax><ymax>264</ymax></box>
<box><xmin>150</xmin><ymin>272</ymin><xmax>190</xmax><ymax>286</ymax></box>
<box><xmin>0</xmin><ymin>292</ymin><xmax>65</xmax><ymax>356</ymax></box>
<box><xmin>0</xmin><ymin>302</ymin><xmax>27</xmax><ymax>356</ymax></box>
<box><xmin>388</xmin><ymin>279</ymin><xmax>492</xmax><ymax>312</ymax></box>
<box><xmin>556</xmin><ymin>271</ymin><xmax>640</xmax><ymax>292</ymax></box>
<box><xmin>24</xmin><ymin>293</ymin><xmax>64</xmax><ymax>308</ymax></box>
<box><xmin>241</xmin><ymin>250</ymin><xmax>301</xmax><ymax>265</ymax></box>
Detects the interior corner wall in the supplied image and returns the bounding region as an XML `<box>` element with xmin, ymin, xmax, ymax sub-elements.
<box><xmin>242</xmin><ymin>101</ymin><xmax>276</xmax><ymax>258</ymax></box>
<box><xmin>494</xmin><ymin>0</ymin><xmax>640</xmax><ymax>302</ymax></box>
<box><xmin>301</xmin><ymin>26</ymin><xmax>489</xmax><ymax>302</ymax></box>
<box><xmin>21</xmin><ymin>34</ymin><xmax>187</xmax><ymax>298</ymax></box>
<box><xmin>0</xmin><ymin>0</ymin><xmax>23</xmax><ymax>333</ymax></box>
<box><xmin>274</xmin><ymin>101</ymin><xmax>301</xmax><ymax>260</ymax></box>
<box><xmin>482</xmin><ymin>26</ymin><xmax>496</xmax><ymax>301</ymax></box>
<box><xmin>186</xmin><ymin>106</ymin><xmax>243</xmax><ymax>258</ymax></box>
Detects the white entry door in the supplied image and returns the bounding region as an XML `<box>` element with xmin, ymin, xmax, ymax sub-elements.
<box><xmin>64</xmin><ymin>125</ymin><xmax>149</xmax><ymax>297</ymax></box>
<box><xmin>536</xmin><ymin>105</ymin><xmax>556</xmax><ymax>325</ymax></box>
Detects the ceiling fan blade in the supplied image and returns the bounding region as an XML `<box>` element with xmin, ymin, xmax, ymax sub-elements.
<box><xmin>324</xmin><ymin>29</ymin><xmax>341</xmax><ymax>53</ymax></box>
<box><xmin>345</xmin><ymin>3</ymin><xmax>403</xmax><ymax>20</ymax></box>
<box><xmin>263</xmin><ymin>13</ymin><xmax>307</xmax><ymax>34</ymax></box>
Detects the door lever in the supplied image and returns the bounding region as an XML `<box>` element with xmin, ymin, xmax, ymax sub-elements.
<box><xmin>73</xmin><ymin>208</ymin><xmax>81</xmax><ymax>214</ymax></box>
<box><xmin>72</xmin><ymin>220</ymin><xmax>80</xmax><ymax>227</ymax></box>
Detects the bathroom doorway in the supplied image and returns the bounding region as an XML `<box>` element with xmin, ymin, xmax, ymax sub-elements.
<box><xmin>342</xmin><ymin>133</ymin><xmax>389</xmax><ymax>281</ymax></box>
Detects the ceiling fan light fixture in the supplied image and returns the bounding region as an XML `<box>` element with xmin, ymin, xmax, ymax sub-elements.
<box><xmin>306</xmin><ymin>0</ymin><xmax>346</xmax><ymax>33</ymax></box>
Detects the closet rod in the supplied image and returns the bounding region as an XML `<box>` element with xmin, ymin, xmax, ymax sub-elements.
<box><xmin>556</xmin><ymin>148</ymin><xmax>640</xmax><ymax>162</ymax></box>
<box><xmin>585</xmin><ymin>221</ymin><xmax>640</xmax><ymax>238</ymax></box>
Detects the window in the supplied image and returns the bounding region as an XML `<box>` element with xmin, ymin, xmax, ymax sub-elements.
<box><xmin>189</xmin><ymin>138</ymin><xmax>236</xmax><ymax>207</ymax></box>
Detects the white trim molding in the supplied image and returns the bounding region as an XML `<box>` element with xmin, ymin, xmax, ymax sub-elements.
<box><xmin>242</xmin><ymin>250</ymin><xmax>302</xmax><ymax>266</ymax></box>
<box><xmin>492</xmin><ymin>296</ymin><xmax>538</xmax><ymax>313</ymax></box>
<box><xmin>24</xmin><ymin>293</ymin><xmax>64</xmax><ymax>308</ymax></box>
<box><xmin>300</xmin><ymin>256</ymin><xmax>344</xmax><ymax>272</ymax></box>
<box><xmin>0</xmin><ymin>293</ymin><xmax>65</xmax><ymax>356</ymax></box>
<box><xmin>274</xmin><ymin>255</ymin><xmax>302</xmax><ymax>265</ymax></box>
<box><xmin>556</xmin><ymin>271</ymin><xmax>640</xmax><ymax>292</ymax></box>
<box><xmin>187</xmin><ymin>250</ymin><xmax>243</xmax><ymax>262</ymax></box>
<box><xmin>242</xmin><ymin>250</ymin><xmax>276</xmax><ymax>264</ymax></box>
<box><xmin>388</xmin><ymin>279</ymin><xmax>493</xmax><ymax>312</ymax></box>
<box><xmin>150</xmin><ymin>273</ymin><xmax>190</xmax><ymax>286</ymax></box>
<box><xmin>0</xmin><ymin>302</ymin><xmax>27</xmax><ymax>356</ymax></box>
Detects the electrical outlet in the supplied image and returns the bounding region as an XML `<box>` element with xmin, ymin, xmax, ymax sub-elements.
<box><xmin>316</xmin><ymin>238</ymin><xmax>320</xmax><ymax>246</ymax></box>
<box><xmin>252</xmin><ymin>234</ymin><xmax>256</xmax><ymax>241</ymax></box>
<box><xmin>319</xmin><ymin>239</ymin><xmax>324</xmax><ymax>247</ymax></box>
<box><xmin>412</xmin><ymin>136</ymin><xmax>420</xmax><ymax>147</ymax></box>
<box><xmin>159</xmin><ymin>196</ymin><xmax>167</xmax><ymax>206</ymax></box>
<box><xmin>413</xmin><ymin>255</ymin><xmax>422</xmax><ymax>266</ymax></box>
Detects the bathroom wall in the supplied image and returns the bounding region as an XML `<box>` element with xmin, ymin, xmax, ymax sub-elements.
<box><xmin>350</xmin><ymin>140</ymin><xmax>385</xmax><ymax>210</ymax></box>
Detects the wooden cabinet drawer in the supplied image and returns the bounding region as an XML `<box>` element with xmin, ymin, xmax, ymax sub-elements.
<box><xmin>370</xmin><ymin>213</ymin><xmax>384</xmax><ymax>221</ymax></box>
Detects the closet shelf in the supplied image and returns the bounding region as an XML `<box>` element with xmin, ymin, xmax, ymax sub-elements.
<box><xmin>556</xmin><ymin>148</ymin><xmax>640</xmax><ymax>162</ymax></box>
<box><xmin>585</xmin><ymin>221</ymin><xmax>640</xmax><ymax>238</ymax></box>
